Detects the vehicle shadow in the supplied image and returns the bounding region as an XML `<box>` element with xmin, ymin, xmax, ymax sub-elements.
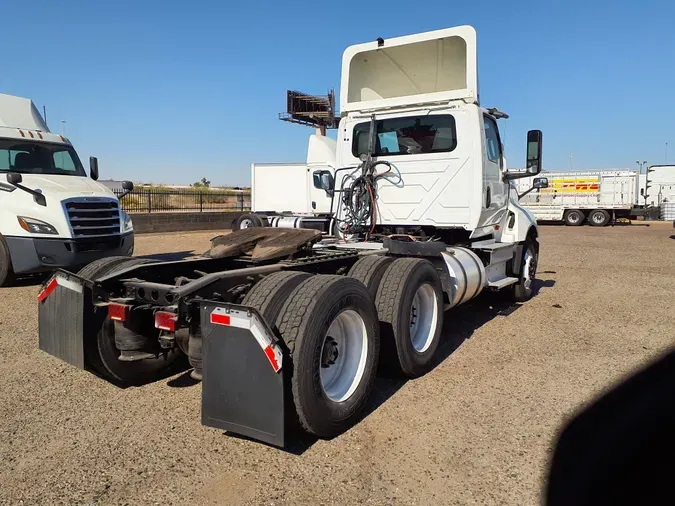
<box><xmin>9</xmin><ymin>273</ymin><xmax>48</xmax><ymax>287</ymax></box>
<box><xmin>355</xmin><ymin>277</ymin><xmax>556</xmax><ymax>441</ymax></box>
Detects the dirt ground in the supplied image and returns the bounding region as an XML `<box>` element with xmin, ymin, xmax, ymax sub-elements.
<box><xmin>0</xmin><ymin>224</ymin><xmax>673</xmax><ymax>506</ymax></box>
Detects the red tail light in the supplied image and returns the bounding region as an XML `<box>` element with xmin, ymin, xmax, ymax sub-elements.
<box><xmin>155</xmin><ymin>311</ymin><xmax>176</xmax><ymax>332</ymax></box>
<box><xmin>108</xmin><ymin>303</ymin><xmax>130</xmax><ymax>322</ymax></box>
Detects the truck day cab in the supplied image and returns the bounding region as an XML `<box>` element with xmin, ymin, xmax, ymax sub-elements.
<box><xmin>0</xmin><ymin>94</ymin><xmax>134</xmax><ymax>286</ymax></box>
<box><xmin>37</xmin><ymin>26</ymin><xmax>546</xmax><ymax>447</ymax></box>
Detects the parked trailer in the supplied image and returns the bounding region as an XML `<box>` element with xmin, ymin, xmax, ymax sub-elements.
<box><xmin>37</xmin><ymin>26</ymin><xmax>546</xmax><ymax>447</ymax></box>
<box><xmin>514</xmin><ymin>170</ymin><xmax>640</xmax><ymax>226</ymax></box>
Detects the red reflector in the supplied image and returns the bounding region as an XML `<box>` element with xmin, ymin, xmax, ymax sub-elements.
<box><xmin>108</xmin><ymin>303</ymin><xmax>130</xmax><ymax>322</ymax></box>
<box><xmin>37</xmin><ymin>278</ymin><xmax>58</xmax><ymax>303</ymax></box>
<box><xmin>37</xmin><ymin>132</ymin><xmax>43</xmax><ymax>139</ymax></box>
<box><xmin>19</xmin><ymin>130</ymin><xmax>25</xmax><ymax>137</ymax></box>
<box><xmin>264</xmin><ymin>345</ymin><xmax>281</xmax><ymax>372</ymax></box>
<box><xmin>210</xmin><ymin>313</ymin><xmax>231</xmax><ymax>326</ymax></box>
<box><xmin>155</xmin><ymin>311</ymin><xmax>176</xmax><ymax>331</ymax></box>
<box><xmin>28</xmin><ymin>131</ymin><xmax>34</xmax><ymax>138</ymax></box>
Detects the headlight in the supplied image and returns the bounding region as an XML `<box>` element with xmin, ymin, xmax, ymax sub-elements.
<box><xmin>17</xmin><ymin>216</ymin><xmax>58</xmax><ymax>235</ymax></box>
<box><xmin>121</xmin><ymin>211</ymin><xmax>133</xmax><ymax>232</ymax></box>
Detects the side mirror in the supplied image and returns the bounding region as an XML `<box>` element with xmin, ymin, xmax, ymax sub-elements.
<box><xmin>313</xmin><ymin>170</ymin><xmax>334</xmax><ymax>195</ymax></box>
<box><xmin>122</xmin><ymin>181</ymin><xmax>133</xmax><ymax>191</ymax></box>
<box><xmin>6</xmin><ymin>172</ymin><xmax>22</xmax><ymax>185</ymax></box>
<box><xmin>517</xmin><ymin>176</ymin><xmax>549</xmax><ymax>201</ymax></box>
<box><xmin>533</xmin><ymin>177</ymin><xmax>549</xmax><ymax>189</ymax></box>
<box><xmin>320</xmin><ymin>173</ymin><xmax>334</xmax><ymax>192</ymax></box>
<box><xmin>89</xmin><ymin>156</ymin><xmax>99</xmax><ymax>181</ymax></box>
<box><xmin>526</xmin><ymin>130</ymin><xmax>543</xmax><ymax>175</ymax></box>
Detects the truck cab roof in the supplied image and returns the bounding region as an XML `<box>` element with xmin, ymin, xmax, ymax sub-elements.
<box><xmin>0</xmin><ymin>93</ymin><xmax>69</xmax><ymax>145</ymax></box>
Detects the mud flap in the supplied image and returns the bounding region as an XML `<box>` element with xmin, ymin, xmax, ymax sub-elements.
<box><xmin>37</xmin><ymin>270</ymin><xmax>102</xmax><ymax>369</ymax></box>
<box><xmin>200</xmin><ymin>302</ymin><xmax>286</xmax><ymax>447</ymax></box>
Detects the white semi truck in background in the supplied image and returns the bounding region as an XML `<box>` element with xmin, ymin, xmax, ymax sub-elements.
<box><xmin>38</xmin><ymin>26</ymin><xmax>546</xmax><ymax>447</ymax></box>
<box><xmin>0</xmin><ymin>93</ymin><xmax>134</xmax><ymax>286</ymax></box>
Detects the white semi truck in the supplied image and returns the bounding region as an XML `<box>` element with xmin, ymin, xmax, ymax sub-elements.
<box><xmin>0</xmin><ymin>94</ymin><xmax>134</xmax><ymax>286</ymax></box>
<box><xmin>37</xmin><ymin>26</ymin><xmax>546</xmax><ymax>447</ymax></box>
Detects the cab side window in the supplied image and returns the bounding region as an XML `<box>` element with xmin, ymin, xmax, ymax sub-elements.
<box><xmin>483</xmin><ymin>116</ymin><xmax>502</xmax><ymax>167</ymax></box>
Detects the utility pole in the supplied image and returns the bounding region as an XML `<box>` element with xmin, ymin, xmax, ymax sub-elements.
<box><xmin>666</xmin><ymin>142</ymin><xmax>669</xmax><ymax>164</ymax></box>
<box><xmin>569</xmin><ymin>152</ymin><xmax>573</xmax><ymax>171</ymax></box>
<box><xmin>60</xmin><ymin>120</ymin><xmax>66</xmax><ymax>136</ymax></box>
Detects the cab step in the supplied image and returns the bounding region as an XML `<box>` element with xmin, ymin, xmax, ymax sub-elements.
<box><xmin>487</xmin><ymin>276</ymin><xmax>519</xmax><ymax>289</ymax></box>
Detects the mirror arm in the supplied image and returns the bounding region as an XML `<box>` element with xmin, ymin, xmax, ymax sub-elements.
<box><xmin>517</xmin><ymin>187</ymin><xmax>536</xmax><ymax>201</ymax></box>
<box><xmin>7</xmin><ymin>181</ymin><xmax>47</xmax><ymax>206</ymax></box>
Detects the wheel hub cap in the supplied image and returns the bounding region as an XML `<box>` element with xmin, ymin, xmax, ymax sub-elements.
<box><xmin>319</xmin><ymin>310</ymin><xmax>368</xmax><ymax>403</ymax></box>
<box><xmin>523</xmin><ymin>249</ymin><xmax>537</xmax><ymax>290</ymax></box>
<box><xmin>321</xmin><ymin>336</ymin><xmax>339</xmax><ymax>367</ymax></box>
<box><xmin>409</xmin><ymin>284</ymin><xmax>439</xmax><ymax>353</ymax></box>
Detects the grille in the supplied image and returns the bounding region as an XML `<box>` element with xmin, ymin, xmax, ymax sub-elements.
<box><xmin>64</xmin><ymin>198</ymin><xmax>121</xmax><ymax>238</ymax></box>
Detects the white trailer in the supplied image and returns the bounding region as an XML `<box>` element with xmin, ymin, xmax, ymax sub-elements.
<box><xmin>0</xmin><ymin>93</ymin><xmax>134</xmax><ymax>286</ymax></box>
<box><xmin>239</xmin><ymin>135</ymin><xmax>338</xmax><ymax>231</ymax></box>
<box><xmin>38</xmin><ymin>26</ymin><xmax>546</xmax><ymax>447</ymax></box>
<box><xmin>644</xmin><ymin>165</ymin><xmax>675</xmax><ymax>207</ymax></box>
<box><xmin>513</xmin><ymin>170</ymin><xmax>641</xmax><ymax>226</ymax></box>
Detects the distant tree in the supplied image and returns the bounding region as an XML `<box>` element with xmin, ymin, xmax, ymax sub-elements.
<box><xmin>192</xmin><ymin>177</ymin><xmax>211</xmax><ymax>189</ymax></box>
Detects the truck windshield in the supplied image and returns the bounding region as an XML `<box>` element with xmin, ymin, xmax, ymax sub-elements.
<box><xmin>0</xmin><ymin>139</ymin><xmax>86</xmax><ymax>177</ymax></box>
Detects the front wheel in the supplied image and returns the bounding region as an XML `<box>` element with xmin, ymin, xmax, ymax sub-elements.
<box><xmin>0</xmin><ymin>235</ymin><xmax>16</xmax><ymax>287</ymax></box>
<box><xmin>512</xmin><ymin>240</ymin><xmax>539</xmax><ymax>302</ymax></box>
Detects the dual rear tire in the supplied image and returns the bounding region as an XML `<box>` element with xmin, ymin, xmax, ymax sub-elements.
<box><xmin>78</xmin><ymin>256</ymin><xmax>186</xmax><ymax>385</ymax></box>
<box><xmin>564</xmin><ymin>209</ymin><xmax>611</xmax><ymax>227</ymax></box>
<box><xmin>348</xmin><ymin>256</ymin><xmax>445</xmax><ymax>377</ymax></box>
<box><xmin>244</xmin><ymin>257</ymin><xmax>445</xmax><ymax>439</ymax></box>
<box><xmin>244</xmin><ymin>272</ymin><xmax>380</xmax><ymax>438</ymax></box>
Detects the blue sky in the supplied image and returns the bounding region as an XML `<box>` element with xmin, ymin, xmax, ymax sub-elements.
<box><xmin>2</xmin><ymin>1</ymin><xmax>673</xmax><ymax>186</ymax></box>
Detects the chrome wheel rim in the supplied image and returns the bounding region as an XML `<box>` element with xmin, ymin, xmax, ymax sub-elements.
<box><xmin>409</xmin><ymin>283</ymin><xmax>439</xmax><ymax>353</ymax></box>
<box><xmin>320</xmin><ymin>310</ymin><xmax>368</xmax><ymax>402</ymax></box>
<box><xmin>239</xmin><ymin>218</ymin><xmax>253</xmax><ymax>229</ymax></box>
<box><xmin>523</xmin><ymin>248</ymin><xmax>537</xmax><ymax>291</ymax></box>
<box><xmin>592</xmin><ymin>212</ymin><xmax>605</xmax><ymax>224</ymax></box>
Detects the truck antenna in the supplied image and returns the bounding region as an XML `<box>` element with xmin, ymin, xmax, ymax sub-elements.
<box><xmin>43</xmin><ymin>105</ymin><xmax>47</xmax><ymax>128</ymax></box>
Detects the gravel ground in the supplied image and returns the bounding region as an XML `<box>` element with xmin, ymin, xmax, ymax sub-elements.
<box><xmin>0</xmin><ymin>224</ymin><xmax>673</xmax><ymax>506</ymax></box>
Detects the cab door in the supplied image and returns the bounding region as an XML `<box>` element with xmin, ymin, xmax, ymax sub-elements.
<box><xmin>477</xmin><ymin>115</ymin><xmax>509</xmax><ymax>229</ymax></box>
